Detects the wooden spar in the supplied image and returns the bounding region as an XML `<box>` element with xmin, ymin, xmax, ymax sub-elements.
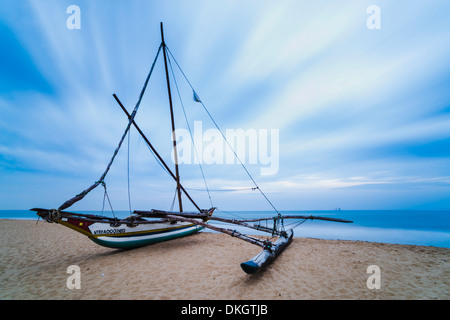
<box><xmin>133</xmin><ymin>209</ymin><xmax>211</xmax><ymax>219</ymax></box>
<box><xmin>136</xmin><ymin>212</ymin><xmax>283</xmax><ymax>236</ymax></box>
<box><xmin>241</xmin><ymin>229</ymin><xmax>293</xmax><ymax>274</ymax></box>
<box><xmin>161</xmin><ymin>22</ymin><xmax>183</xmax><ymax>212</ymax></box>
<box><xmin>138</xmin><ymin>212</ymin><xmax>351</xmax><ymax>239</ymax></box>
<box><xmin>112</xmin><ymin>94</ymin><xmax>202</xmax><ymax>212</ymax></box>
<box><xmin>165</xmin><ymin>214</ymin><xmax>268</xmax><ymax>248</ymax></box>
<box><xmin>237</xmin><ymin>215</ymin><xmax>353</xmax><ymax>224</ymax></box>
<box><xmin>141</xmin><ymin>210</ymin><xmax>283</xmax><ymax>237</ymax></box>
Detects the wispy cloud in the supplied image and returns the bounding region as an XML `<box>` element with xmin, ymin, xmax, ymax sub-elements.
<box><xmin>1</xmin><ymin>0</ymin><xmax>450</xmax><ymax>210</ymax></box>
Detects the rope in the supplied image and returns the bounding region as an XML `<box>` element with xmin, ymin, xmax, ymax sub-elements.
<box><xmin>166</xmin><ymin>51</ymin><xmax>214</xmax><ymax>208</ymax></box>
<box><xmin>166</xmin><ymin>46</ymin><xmax>280</xmax><ymax>215</ymax></box>
<box><xmin>185</xmin><ymin>187</ymin><xmax>257</xmax><ymax>192</ymax></box>
<box><xmin>284</xmin><ymin>218</ymin><xmax>308</xmax><ymax>230</ymax></box>
<box><xmin>58</xmin><ymin>44</ymin><xmax>162</xmax><ymax>211</ymax></box>
<box><xmin>215</xmin><ymin>209</ymin><xmax>245</xmax><ymax>220</ymax></box>
<box><xmin>141</xmin><ymin>134</ymin><xmax>172</xmax><ymax>176</ymax></box>
<box><xmin>127</xmin><ymin>129</ymin><xmax>132</xmax><ymax>214</ymax></box>
<box><xmin>101</xmin><ymin>181</ymin><xmax>116</xmax><ymax>219</ymax></box>
<box><xmin>169</xmin><ymin>187</ymin><xmax>177</xmax><ymax>212</ymax></box>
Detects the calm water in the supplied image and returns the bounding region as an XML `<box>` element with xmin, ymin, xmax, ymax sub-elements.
<box><xmin>2</xmin><ymin>209</ymin><xmax>450</xmax><ymax>248</ymax></box>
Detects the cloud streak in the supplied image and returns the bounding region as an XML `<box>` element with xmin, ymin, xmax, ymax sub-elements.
<box><xmin>1</xmin><ymin>0</ymin><xmax>450</xmax><ymax>210</ymax></box>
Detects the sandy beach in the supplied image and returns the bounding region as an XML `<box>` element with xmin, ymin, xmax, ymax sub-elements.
<box><xmin>0</xmin><ymin>219</ymin><xmax>448</xmax><ymax>300</ymax></box>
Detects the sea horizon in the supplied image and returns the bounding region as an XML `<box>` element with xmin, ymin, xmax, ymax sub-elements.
<box><xmin>2</xmin><ymin>209</ymin><xmax>450</xmax><ymax>249</ymax></box>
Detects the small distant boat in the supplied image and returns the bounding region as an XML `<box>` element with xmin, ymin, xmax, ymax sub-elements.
<box><xmin>32</xmin><ymin>23</ymin><xmax>352</xmax><ymax>274</ymax></box>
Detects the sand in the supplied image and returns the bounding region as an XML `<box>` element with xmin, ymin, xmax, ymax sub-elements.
<box><xmin>0</xmin><ymin>219</ymin><xmax>449</xmax><ymax>300</ymax></box>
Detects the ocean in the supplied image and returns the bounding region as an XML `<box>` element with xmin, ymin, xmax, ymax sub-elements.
<box><xmin>2</xmin><ymin>209</ymin><xmax>450</xmax><ymax>248</ymax></box>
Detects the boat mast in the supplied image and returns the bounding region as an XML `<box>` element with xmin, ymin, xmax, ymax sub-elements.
<box><xmin>161</xmin><ymin>22</ymin><xmax>183</xmax><ymax>212</ymax></box>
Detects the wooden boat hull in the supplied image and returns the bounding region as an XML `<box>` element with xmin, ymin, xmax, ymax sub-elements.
<box><xmin>60</xmin><ymin>216</ymin><xmax>203</xmax><ymax>249</ymax></box>
<box><xmin>88</xmin><ymin>222</ymin><xmax>203</xmax><ymax>249</ymax></box>
<box><xmin>32</xmin><ymin>208</ymin><xmax>205</xmax><ymax>249</ymax></box>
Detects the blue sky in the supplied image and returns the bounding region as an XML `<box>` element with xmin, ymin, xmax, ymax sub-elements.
<box><xmin>1</xmin><ymin>0</ymin><xmax>450</xmax><ymax>211</ymax></box>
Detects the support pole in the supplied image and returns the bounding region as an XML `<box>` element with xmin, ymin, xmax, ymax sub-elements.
<box><xmin>238</xmin><ymin>215</ymin><xmax>353</xmax><ymax>224</ymax></box>
<box><xmin>165</xmin><ymin>215</ymin><xmax>267</xmax><ymax>248</ymax></box>
<box><xmin>160</xmin><ymin>22</ymin><xmax>183</xmax><ymax>212</ymax></box>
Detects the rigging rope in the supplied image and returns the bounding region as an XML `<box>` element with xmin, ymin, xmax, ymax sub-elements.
<box><xmin>101</xmin><ymin>181</ymin><xmax>116</xmax><ymax>219</ymax></box>
<box><xmin>127</xmin><ymin>129</ymin><xmax>132</xmax><ymax>214</ymax></box>
<box><xmin>215</xmin><ymin>209</ymin><xmax>246</xmax><ymax>220</ymax></box>
<box><xmin>169</xmin><ymin>186</ymin><xmax>177</xmax><ymax>211</ymax></box>
<box><xmin>166</xmin><ymin>51</ymin><xmax>214</xmax><ymax>208</ymax></box>
<box><xmin>58</xmin><ymin>44</ymin><xmax>163</xmax><ymax>211</ymax></box>
<box><xmin>185</xmin><ymin>187</ymin><xmax>258</xmax><ymax>192</ymax></box>
<box><xmin>284</xmin><ymin>218</ymin><xmax>308</xmax><ymax>230</ymax></box>
<box><xmin>166</xmin><ymin>46</ymin><xmax>280</xmax><ymax>215</ymax></box>
<box><xmin>141</xmin><ymin>134</ymin><xmax>172</xmax><ymax>176</ymax></box>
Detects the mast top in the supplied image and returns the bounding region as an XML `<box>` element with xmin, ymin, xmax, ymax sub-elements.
<box><xmin>160</xmin><ymin>22</ymin><xmax>166</xmax><ymax>45</ymax></box>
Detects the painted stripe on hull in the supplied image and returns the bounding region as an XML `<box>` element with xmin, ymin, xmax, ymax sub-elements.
<box><xmin>91</xmin><ymin>225</ymin><xmax>203</xmax><ymax>249</ymax></box>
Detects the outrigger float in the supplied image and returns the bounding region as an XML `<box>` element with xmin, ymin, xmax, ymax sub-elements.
<box><xmin>32</xmin><ymin>23</ymin><xmax>352</xmax><ymax>274</ymax></box>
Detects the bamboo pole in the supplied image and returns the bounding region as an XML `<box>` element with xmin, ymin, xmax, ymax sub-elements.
<box><xmin>160</xmin><ymin>22</ymin><xmax>183</xmax><ymax>212</ymax></box>
<box><xmin>238</xmin><ymin>215</ymin><xmax>353</xmax><ymax>224</ymax></box>
<box><xmin>165</xmin><ymin>214</ymin><xmax>267</xmax><ymax>248</ymax></box>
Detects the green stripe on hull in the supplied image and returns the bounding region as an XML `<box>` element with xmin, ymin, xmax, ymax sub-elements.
<box><xmin>90</xmin><ymin>226</ymin><xmax>203</xmax><ymax>249</ymax></box>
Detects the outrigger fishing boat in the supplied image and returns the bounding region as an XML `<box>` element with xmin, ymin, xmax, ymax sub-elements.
<box><xmin>32</xmin><ymin>23</ymin><xmax>352</xmax><ymax>274</ymax></box>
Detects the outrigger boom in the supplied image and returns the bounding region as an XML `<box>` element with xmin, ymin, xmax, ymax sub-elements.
<box><xmin>33</xmin><ymin>207</ymin><xmax>352</xmax><ymax>274</ymax></box>
<box><xmin>133</xmin><ymin>209</ymin><xmax>352</xmax><ymax>274</ymax></box>
<box><xmin>161</xmin><ymin>212</ymin><xmax>351</xmax><ymax>274</ymax></box>
<box><xmin>174</xmin><ymin>214</ymin><xmax>351</xmax><ymax>274</ymax></box>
